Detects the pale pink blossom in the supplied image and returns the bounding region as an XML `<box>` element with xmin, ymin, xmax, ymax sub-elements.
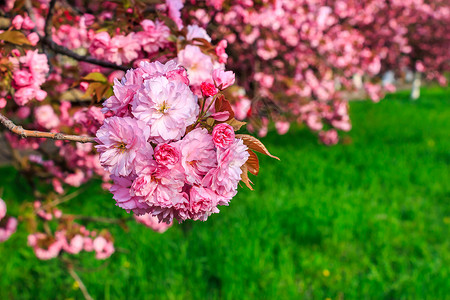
<box><xmin>34</xmin><ymin>105</ymin><xmax>60</xmax><ymax>130</ymax></box>
<box><xmin>0</xmin><ymin>217</ymin><xmax>17</xmax><ymax>242</ymax></box>
<box><xmin>178</xmin><ymin>45</ymin><xmax>214</xmax><ymax>86</ymax></box>
<box><xmin>176</xmin><ymin>128</ymin><xmax>217</xmax><ymax>185</ymax></box>
<box><xmin>93</xmin><ymin>236</ymin><xmax>115</xmax><ymax>259</ymax></box>
<box><xmin>212</xmin><ymin>69</ymin><xmax>235</xmax><ymax>90</ymax></box>
<box><xmin>110</xmin><ymin>175</ymin><xmax>151</xmax><ymax>215</ymax></box>
<box><xmin>0</xmin><ymin>198</ymin><xmax>6</xmax><ymax>220</ymax></box>
<box><xmin>28</xmin><ymin>233</ymin><xmax>62</xmax><ymax>260</ymax></box>
<box><xmin>203</xmin><ymin>138</ymin><xmax>249</xmax><ymax>199</ymax></box>
<box><xmin>189</xmin><ymin>186</ymin><xmax>220</xmax><ymax>221</ymax></box>
<box><xmin>132</xmin><ymin>76</ymin><xmax>198</xmax><ymax>143</ymax></box>
<box><xmin>137</xmin><ymin>20</ymin><xmax>170</xmax><ymax>54</ymax></box>
<box><xmin>134</xmin><ymin>213</ymin><xmax>173</xmax><ymax>233</ymax></box>
<box><xmin>275</xmin><ymin>121</ymin><xmax>290</xmax><ymax>135</ymax></box>
<box><xmin>96</xmin><ymin>116</ymin><xmax>153</xmax><ymax>177</ymax></box>
<box><xmin>319</xmin><ymin>130</ymin><xmax>339</xmax><ymax>145</ymax></box>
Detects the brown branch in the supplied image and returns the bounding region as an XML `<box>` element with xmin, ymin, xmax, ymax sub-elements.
<box><xmin>67</xmin><ymin>266</ymin><xmax>93</xmax><ymax>300</ymax></box>
<box><xmin>44</xmin><ymin>0</ymin><xmax>57</xmax><ymax>38</ymax></box>
<box><xmin>0</xmin><ymin>112</ymin><xmax>96</xmax><ymax>143</ymax></box>
<box><xmin>42</xmin><ymin>37</ymin><xmax>129</xmax><ymax>71</ymax></box>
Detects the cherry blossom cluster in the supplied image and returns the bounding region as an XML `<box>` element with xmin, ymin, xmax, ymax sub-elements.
<box><xmin>96</xmin><ymin>59</ymin><xmax>254</xmax><ymax>223</ymax></box>
<box><xmin>185</xmin><ymin>0</ymin><xmax>449</xmax><ymax>144</ymax></box>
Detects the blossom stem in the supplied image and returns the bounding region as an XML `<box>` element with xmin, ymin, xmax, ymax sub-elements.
<box><xmin>0</xmin><ymin>112</ymin><xmax>96</xmax><ymax>143</ymax></box>
<box><xmin>67</xmin><ymin>266</ymin><xmax>93</xmax><ymax>300</ymax></box>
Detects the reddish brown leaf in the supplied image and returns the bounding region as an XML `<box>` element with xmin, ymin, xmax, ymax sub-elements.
<box><xmin>214</xmin><ymin>95</ymin><xmax>234</xmax><ymax>121</ymax></box>
<box><xmin>236</xmin><ymin>134</ymin><xmax>280</xmax><ymax>160</ymax></box>
<box><xmin>240</xmin><ymin>164</ymin><xmax>254</xmax><ymax>190</ymax></box>
<box><xmin>245</xmin><ymin>150</ymin><xmax>259</xmax><ymax>176</ymax></box>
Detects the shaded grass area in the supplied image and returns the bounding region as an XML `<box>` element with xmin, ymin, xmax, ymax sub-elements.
<box><xmin>0</xmin><ymin>87</ymin><xmax>449</xmax><ymax>299</ymax></box>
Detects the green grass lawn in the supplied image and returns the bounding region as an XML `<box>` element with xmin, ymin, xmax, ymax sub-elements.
<box><xmin>0</xmin><ymin>87</ymin><xmax>449</xmax><ymax>299</ymax></box>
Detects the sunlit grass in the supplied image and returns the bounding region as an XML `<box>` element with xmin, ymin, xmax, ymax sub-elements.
<box><xmin>0</xmin><ymin>87</ymin><xmax>449</xmax><ymax>299</ymax></box>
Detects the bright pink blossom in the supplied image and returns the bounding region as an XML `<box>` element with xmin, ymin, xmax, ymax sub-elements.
<box><xmin>212</xmin><ymin>123</ymin><xmax>235</xmax><ymax>148</ymax></box>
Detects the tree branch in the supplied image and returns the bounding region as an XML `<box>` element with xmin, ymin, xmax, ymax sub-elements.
<box><xmin>44</xmin><ymin>0</ymin><xmax>57</xmax><ymax>38</ymax></box>
<box><xmin>67</xmin><ymin>266</ymin><xmax>93</xmax><ymax>300</ymax></box>
<box><xmin>0</xmin><ymin>112</ymin><xmax>96</xmax><ymax>143</ymax></box>
<box><xmin>42</xmin><ymin>37</ymin><xmax>129</xmax><ymax>71</ymax></box>
<box><xmin>41</xmin><ymin>0</ymin><xmax>128</xmax><ymax>71</ymax></box>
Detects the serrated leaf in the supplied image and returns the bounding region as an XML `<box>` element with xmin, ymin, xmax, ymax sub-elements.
<box><xmin>226</xmin><ymin>118</ymin><xmax>246</xmax><ymax>131</ymax></box>
<box><xmin>0</xmin><ymin>30</ymin><xmax>31</xmax><ymax>46</ymax></box>
<box><xmin>240</xmin><ymin>164</ymin><xmax>254</xmax><ymax>190</ymax></box>
<box><xmin>245</xmin><ymin>150</ymin><xmax>259</xmax><ymax>175</ymax></box>
<box><xmin>236</xmin><ymin>134</ymin><xmax>280</xmax><ymax>160</ymax></box>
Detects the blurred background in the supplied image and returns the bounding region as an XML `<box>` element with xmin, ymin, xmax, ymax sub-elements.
<box><xmin>0</xmin><ymin>86</ymin><xmax>448</xmax><ymax>299</ymax></box>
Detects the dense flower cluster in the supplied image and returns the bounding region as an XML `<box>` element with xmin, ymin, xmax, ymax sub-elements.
<box><xmin>96</xmin><ymin>60</ymin><xmax>253</xmax><ymax>223</ymax></box>
<box><xmin>185</xmin><ymin>0</ymin><xmax>449</xmax><ymax>144</ymax></box>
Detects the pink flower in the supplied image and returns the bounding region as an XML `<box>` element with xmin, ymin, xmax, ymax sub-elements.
<box><xmin>201</xmin><ymin>82</ymin><xmax>217</xmax><ymax>97</ymax></box>
<box><xmin>202</xmin><ymin>138</ymin><xmax>249</xmax><ymax>198</ymax></box>
<box><xmin>134</xmin><ymin>213</ymin><xmax>173</xmax><ymax>233</ymax></box>
<box><xmin>105</xmin><ymin>34</ymin><xmax>140</xmax><ymax>65</ymax></box>
<box><xmin>73</xmin><ymin>106</ymin><xmax>105</xmax><ymax>135</ymax></box>
<box><xmin>0</xmin><ymin>216</ymin><xmax>17</xmax><ymax>242</ymax></box>
<box><xmin>137</xmin><ymin>60</ymin><xmax>189</xmax><ymax>85</ymax></box>
<box><xmin>110</xmin><ymin>175</ymin><xmax>151</xmax><ymax>215</ymax></box>
<box><xmin>137</xmin><ymin>20</ymin><xmax>170</xmax><ymax>54</ymax></box>
<box><xmin>132</xmin><ymin>76</ymin><xmax>198</xmax><ymax>143</ymax></box>
<box><xmin>275</xmin><ymin>121</ymin><xmax>290</xmax><ymax>135</ymax></box>
<box><xmin>212</xmin><ymin>123</ymin><xmax>235</xmax><ymax>148</ymax></box>
<box><xmin>93</xmin><ymin>236</ymin><xmax>115</xmax><ymax>259</ymax></box>
<box><xmin>57</xmin><ymin>232</ymin><xmax>84</xmax><ymax>255</ymax></box>
<box><xmin>28</xmin><ymin>233</ymin><xmax>62</xmax><ymax>260</ymax></box>
<box><xmin>189</xmin><ymin>186</ymin><xmax>220</xmax><ymax>221</ymax></box>
<box><xmin>11</xmin><ymin>15</ymin><xmax>23</xmax><ymax>30</ymax></box>
<box><xmin>319</xmin><ymin>130</ymin><xmax>339</xmax><ymax>145</ymax></box>
<box><xmin>212</xmin><ymin>69</ymin><xmax>235</xmax><ymax>90</ymax></box>
<box><xmin>34</xmin><ymin>105</ymin><xmax>60</xmax><ymax>130</ymax></box>
<box><xmin>154</xmin><ymin>143</ymin><xmax>180</xmax><ymax>168</ymax></box>
<box><xmin>176</xmin><ymin>128</ymin><xmax>217</xmax><ymax>185</ymax></box>
<box><xmin>27</xmin><ymin>32</ymin><xmax>39</xmax><ymax>46</ymax></box>
<box><xmin>96</xmin><ymin>116</ymin><xmax>153</xmax><ymax>177</ymax></box>
<box><xmin>178</xmin><ymin>45</ymin><xmax>214</xmax><ymax>86</ymax></box>
<box><xmin>21</xmin><ymin>14</ymin><xmax>35</xmax><ymax>30</ymax></box>
<box><xmin>103</xmin><ymin>69</ymin><xmax>142</xmax><ymax>117</ymax></box>
<box><xmin>186</xmin><ymin>25</ymin><xmax>212</xmax><ymax>42</ymax></box>
<box><xmin>0</xmin><ymin>198</ymin><xmax>6</xmax><ymax>221</ymax></box>
<box><xmin>215</xmin><ymin>39</ymin><xmax>228</xmax><ymax>63</ymax></box>
<box><xmin>166</xmin><ymin>0</ymin><xmax>184</xmax><ymax>29</ymax></box>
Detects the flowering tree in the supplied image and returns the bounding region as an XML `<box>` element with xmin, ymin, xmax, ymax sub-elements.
<box><xmin>184</xmin><ymin>0</ymin><xmax>449</xmax><ymax>144</ymax></box>
<box><xmin>0</xmin><ymin>0</ymin><xmax>276</xmax><ymax>297</ymax></box>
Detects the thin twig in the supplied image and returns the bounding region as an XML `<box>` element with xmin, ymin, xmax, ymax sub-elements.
<box><xmin>41</xmin><ymin>187</ymin><xmax>86</xmax><ymax>210</ymax></box>
<box><xmin>67</xmin><ymin>266</ymin><xmax>93</xmax><ymax>300</ymax></box>
<box><xmin>0</xmin><ymin>112</ymin><xmax>96</xmax><ymax>143</ymax></box>
<box><xmin>71</xmin><ymin>215</ymin><xmax>130</xmax><ymax>224</ymax></box>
